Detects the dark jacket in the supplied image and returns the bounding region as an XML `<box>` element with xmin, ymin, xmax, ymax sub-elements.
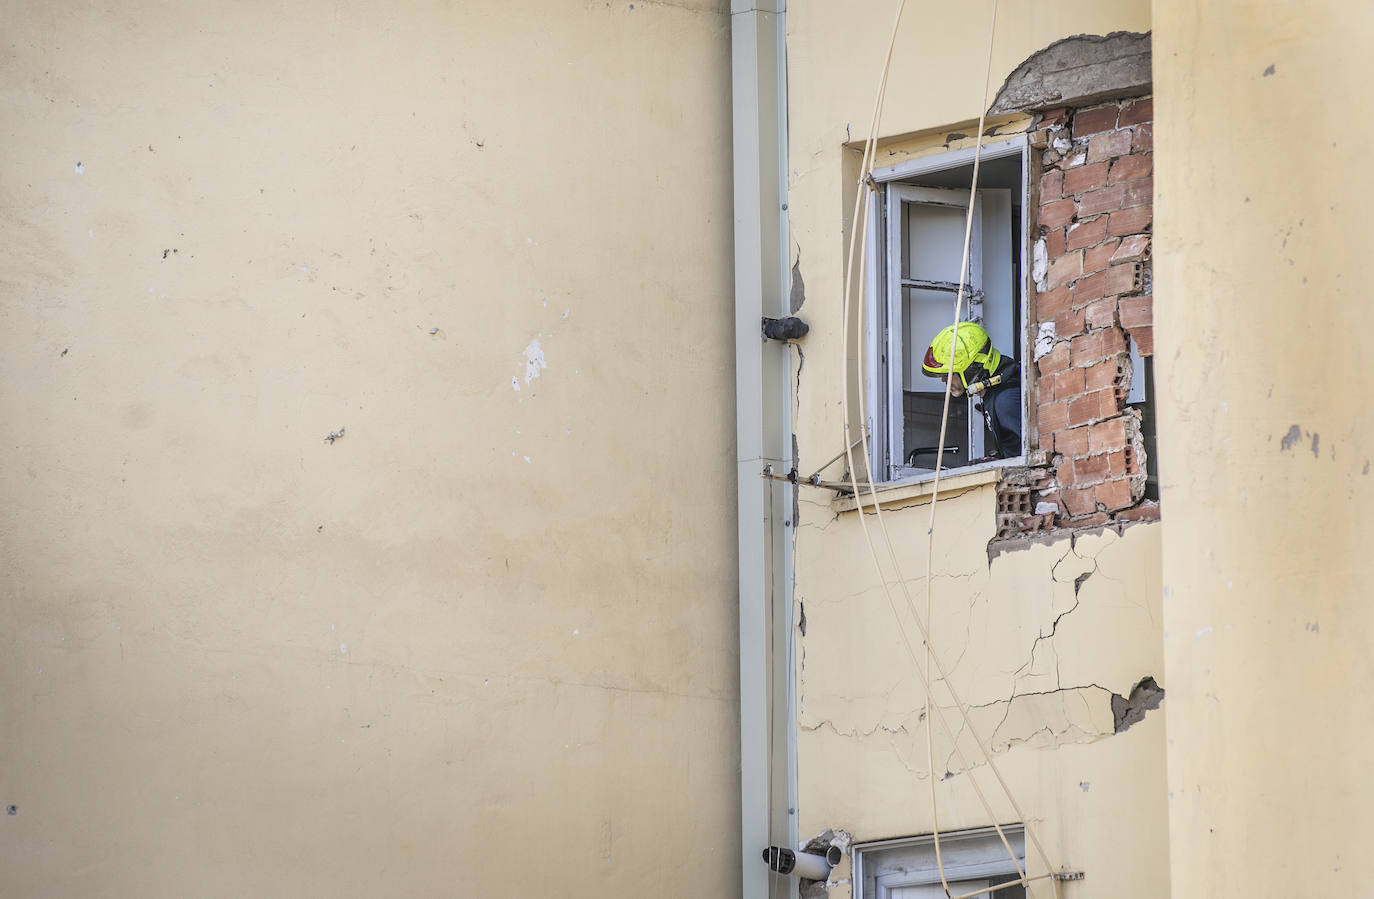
<box><xmin>978</xmin><ymin>356</ymin><xmax>1022</xmax><ymax>458</ymax></box>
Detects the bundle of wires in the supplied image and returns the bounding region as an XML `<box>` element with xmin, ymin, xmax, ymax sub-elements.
<box><xmin>836</xmin><ymin>2</ymin><xmax>1061</xmax><ymax>896</ymax></box>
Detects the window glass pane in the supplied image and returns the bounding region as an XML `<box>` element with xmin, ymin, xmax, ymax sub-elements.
<box><xmin>904</xmin><ymin>391</ymin><xmax>970</xmax><ymax>470</ymax></box>
<box><xmin>903</xmin><ymin>201</ymin><xmax>968</xmax><ymax>283</ymax></box>
<box><xmin>903</xmin><ymin>286</ymin><xmax>958</xmax><ymax>390</ymax></box>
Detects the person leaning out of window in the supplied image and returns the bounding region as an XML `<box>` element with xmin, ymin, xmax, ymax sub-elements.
<box><xmin>921</xmin><ymin>321</ymin><xmax>1022</xmax><ymax>460</ymax></box>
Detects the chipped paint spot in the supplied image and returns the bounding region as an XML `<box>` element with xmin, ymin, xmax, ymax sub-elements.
<box><xmin>75</xmin><ymin>161</ymin><xmax>84</xmax><ymax>174</ymax></box>
<box><xmin>523</xmin><ymin>338</ymin><xmax>547</xmax><ymax>384</ymax></box>
<box><xmin>1194</xmin><ymin>625</ymin><xmax>1213</xmax><ymax>639</ymax></box>
<box><xmin>339</xmin><ymin>643</ymin><xmax>348</xmax><ymax>654</ymax></box>
<box><xmin>1279</xmin><ymin>424</ymin><xmax>1301</xmax><ymax>451</ymax></box>
<box><xmin>511</xmin><ymin>376</ymin><xmax>521</xmax><ymax>391</ymax></box>
<box><xmin>1310</xmin><ymin>433</ymin><xmax>1320</xmax><ymax>458</ymax></box>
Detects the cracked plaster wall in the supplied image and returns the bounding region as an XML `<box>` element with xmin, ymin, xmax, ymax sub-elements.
<box><xmin>785</xmin><ymin>3</ymin><xmax>1162</xmax><ymax>896</ymax></box>
<box><xmin>794</xmin><ymin>497</ymin><xmax>1167</xmax><ymax>897</ymax></box>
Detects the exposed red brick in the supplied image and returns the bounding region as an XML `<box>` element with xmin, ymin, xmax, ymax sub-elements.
<box><xmin>1063</xmin><ymin>162</ymin><xmax>1109</xmax><ymax>196</ymax></box>
<box><xmin>1056</xmin><ymin>459</ymin><xmax>1074</xmax><ymax>483</ymax></box>
<box><xmin>1118</xmin><ymin>97</ymin><xmax>1153</xmax><ymax>127</ymax></box>
<box><xmin>1084</xmin><ymin>356</ymin><xmax>1122</xmax><ymax>391</ymax></box>
<box><xmin>1055</xmin><ymin>306</ymin><xmax>1086</xmax><ymax>338</ymax></box>
<box><xmin>1122</xmin><ymin>179</ymin><xmax>1153</xmax><ymax>209</ymax></box>
<box><xmin>1128</xmin><ymin>325</ymin><xmax>1154</xmax><ymax>356</ymax></box>
<box><xmin>1039</xmin><ymin>107</ymin><xmax>1071</xmax><ymax>127</ymax></box>
<box><xmin>1072</xmin><ymin>329</ymin><xmax>1125</xmax><ymax>366</ymax></box>
<box><xmin>1109</xmin><ymin>152</ymin><xmax>1153</xmax><ymax>183</ymax></box>
<box><xmin>1084</xmin><ymin>297</ymin><xmax>1118</xmax><ymax>330</ymax></box>
<box><xmin>1039</xmin><ymin>198</ymin><xmax>1077</xmax><ymax>229</ymax></box>
<box><xmin>1040</xmin><ymin>169</ymin><xmax>1064</xmax><ymax>202</ymax></box>
<box><xmin>1065</xmin><ymin>216</ymin><xmax>1107</xmax><ymax>250</ymax></box>
<box><xmin>1077</xmin><ymin>183</ymin><xmax>1128</xmax><ymax>218</ymax></box>
<box><xmin>1043</xmin><ymin>227</ymin><xmax>1067</xmax><ymax>258</ymax></box>
<box><xmin>1038</xmin><ymin>374</ymin><xmax>1057</xmax><ymax>402</ymax></box>
<box><xmin>1087</xmin><ymin>129</ymin><xmax>1133</xmax><ymax>163</ymax></box>
<box><xmin>1054</xmin><ymin>366</ymin><xmax>1086</xmax><ymax>399</ymax></box>
<box><xmin>1073</xmin><ymin>266</ymin><xmax>1137</xmax><ymax>308</ymax></box>
<box><xmin>1039</xmin><ymin>398</ymin><xmax>1069</xmax><ymax>432</ymax></box>
<box><xmin>1116</xmin><ymin>501</ymin><xmax>1161</xmax><ymax>522</ymax></box>
<box><xmin>1075</xmin><ymin>511</ymin><xmax>1113</xmax><ymax>527</ymax></box>
<box><xmin>1098</xmin><ymin>386</ymin><xmax>1121</xmax><ymax>419</ymax></box>
<box><xmin>1111</xmin><ymin>234</ymin><xmax>1152</xmax><ymax>264</ymax></box>
<box><xmin>1107</xmin><ymin>205</ymin><xmax>1153</xmax><ymax>237</ymax></box>
<box><xmin>1108</xmin><ymin>447</ymin><xmax>1139</xmax><ymax>478</ymax></box>
<box><xmin>1089</xmin><ymin>417</ymin><xmax>1128</xmax><ymax>453</ymax></box>
<box><xmin>1099</xmin><ymin>262</ymin><xmax>1143</xmax><ymax>298</ymax></box>
<box><xmin>1095</xmin><ymin>478</ymin><xmax>1134</xmax><ymax>511</ymax></box>
<box><xmin>1068</xmin><ymin>389</ymin><xmax>1114</xmax><ymax>427</ymax></box>
<box><xmin>1062</xmin><ymin>487</ymin><xmax>1097</xmax><ymax>517</ymax></box>
<box><xmin>1083</xmin><ymin>239</ymin><xmax>1120</xmax><ymax>275</ymax></box>
<box><xmin>1046</xmin><ymin>250</ymin><xmax>1083</xmax><ymax>288</ymax></box>
<box><xmin>1119</xmin><ymin>294</ymin><xmax>1154</xmax><ymax>330</ymax></box>
<box><xmin>1074</xmin><ymin>453</ymin><xmax>1110</xmax><ymax>483</ymax></box>
<box><xmin>1036</xmin><ymin>489</ymin><xmax>1063</xmax><ymax>510</ymax></box>
<box><xmin>1037</xmin><ymin>285</ymin><xmax>1073</xmax><ymax>320</ymax></box>
<box><xmin>1072</xmin><ymin>104</ymin><xmax>1120</xmax><ymax>138</ymax></box>
<box><xmin>1054</xmin><ymin>426</ymin><xmax>1090</xmax><ymax>456</ymax></box>
<box><xmin>1038</xmin><ymin>343</ymin><xmax>1071</xmax><ymax>375</ymax></box>
<box><xmin>1132</xmin><ymin>123</ymin><xmax>1153</xmax><ymax>153</ymax></box>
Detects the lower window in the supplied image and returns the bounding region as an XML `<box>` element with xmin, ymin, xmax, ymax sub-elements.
<box><xmin>852</xmin><ymin>825</ymin><xmax>1027</xmax><ymax>899</ymax></box>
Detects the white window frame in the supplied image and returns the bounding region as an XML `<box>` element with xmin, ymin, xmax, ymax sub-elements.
<box><xmin>851</xmin><ymin>825</ymin><xmax>1027</xmax><ymax>899</ymax></box>
<box><xmin>864</xmin><ymin>136</ymin><xmax>1031</xmax><ymax>485</ymax></box>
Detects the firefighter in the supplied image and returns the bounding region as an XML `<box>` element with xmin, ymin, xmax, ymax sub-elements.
<box><xmin>921</xmin><ymin>321</ymin><xmax>1022</xmax><ymax>459</ymax></box>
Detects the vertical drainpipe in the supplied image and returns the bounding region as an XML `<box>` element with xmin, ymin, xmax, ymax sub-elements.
<box><xmin>731</xmin><ymin>2</ymin><xmax>795</xmax><ymax>898</ymax></box>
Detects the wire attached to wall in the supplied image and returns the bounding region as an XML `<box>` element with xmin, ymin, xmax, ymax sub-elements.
<box><xmin>836</xmin><ymin>1</ymin><xmax>1062</xmax><ymax>897</ymax></box>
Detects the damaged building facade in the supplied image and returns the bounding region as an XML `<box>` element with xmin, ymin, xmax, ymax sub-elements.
<box><xmin>739</xmin><ymin>1</ymin><xmax>1374</xmax><ymax>897</ymax></box>
<box><xmin>3</xmin><ymin>0</ymin><xmax>1370</xmax><ymax>896</ymax></box>
<box><xmin>761</xmin><ymin>6</ymin><xmax>1171</xmax><ymax>896</ymax></box>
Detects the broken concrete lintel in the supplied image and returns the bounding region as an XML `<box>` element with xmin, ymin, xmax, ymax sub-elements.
<box><xmin>987</xmin><ymin>515</ymin><xmax>1156</xmax><ymax>563</ymax></box>
<box><xmin>988</xmin><ymin>31</ymin><xmax>1152</xmax><ymax>115</ymax></box>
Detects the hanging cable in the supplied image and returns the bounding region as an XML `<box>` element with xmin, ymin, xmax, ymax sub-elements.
<box><xmin>836</xmin><ymin>1</ymin><xmax>1066</xmax><ymax>897</ymax></box>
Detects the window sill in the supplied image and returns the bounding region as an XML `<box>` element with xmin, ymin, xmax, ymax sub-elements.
<box><xmin>833</xmin><ymin>463</ymin><xmax>1006</xmax><ymax>514</ymax></box>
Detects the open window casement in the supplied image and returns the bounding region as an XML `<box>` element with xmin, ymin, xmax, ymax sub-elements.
<box><xmin>868</xmin><ymin>176</ymin><xmax>1019</xmax><ymax>483</ymax></box>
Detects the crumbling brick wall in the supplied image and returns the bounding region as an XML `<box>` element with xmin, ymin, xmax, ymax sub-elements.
<box><xmin>996</xmin><ymin>96</ymin><xmax>1159</xmax><ymax>538</ymax></box>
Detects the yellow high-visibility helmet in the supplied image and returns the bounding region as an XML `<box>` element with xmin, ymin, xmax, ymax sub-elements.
<box><xmin>921</xmin><ymin>321</ymin><xmax>1000</xmax><ymax>388</ymax></box>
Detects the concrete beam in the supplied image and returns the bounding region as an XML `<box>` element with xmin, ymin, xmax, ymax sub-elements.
<box><xmin>989</xmin><ymin>31</ymin><xmax>1152</xmax><ymax>115</ymax></box>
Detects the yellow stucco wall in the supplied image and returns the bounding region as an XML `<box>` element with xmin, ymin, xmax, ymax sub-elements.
<box><xmin>0</xmin><ymin>2</ymin><xmax>740</xmax><ymax>895</ymax></box>
<box><xmin>1153</xmin><ymin>1</ymin><xmax>1374</xmax><ymax>894</ymax></box>
<box><xmin>785</xmin><ymin>2</ymin><xmax>1166</xmax><ymax>896</ymax></box>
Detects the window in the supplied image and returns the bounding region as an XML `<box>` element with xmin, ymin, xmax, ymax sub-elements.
<box><xmin>865</xmin><ymin>137</ymin><xmax>1030</xmax><ymax>483</ymax></box>
<box><xmin>852</xmin><ymin>825</ymin><xmax>1027</xmax><ymax>899</ymax></box>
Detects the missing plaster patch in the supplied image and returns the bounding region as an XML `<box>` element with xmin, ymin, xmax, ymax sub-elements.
<box><xmin>523</xmin><ymin>338</ymin><xmax>547</xmax><ymax>384</ymax></box>
<box><xmin>1110</xmin><ymin>676</ymin><xmax>1164</xmax><ymax>733</ymax></box>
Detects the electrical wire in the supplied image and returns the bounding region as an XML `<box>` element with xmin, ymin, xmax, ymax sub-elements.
<box><xmin>836</xmin><ymin>1</ymin><xmax>1063</xmax><ymax>896</ymax></box>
